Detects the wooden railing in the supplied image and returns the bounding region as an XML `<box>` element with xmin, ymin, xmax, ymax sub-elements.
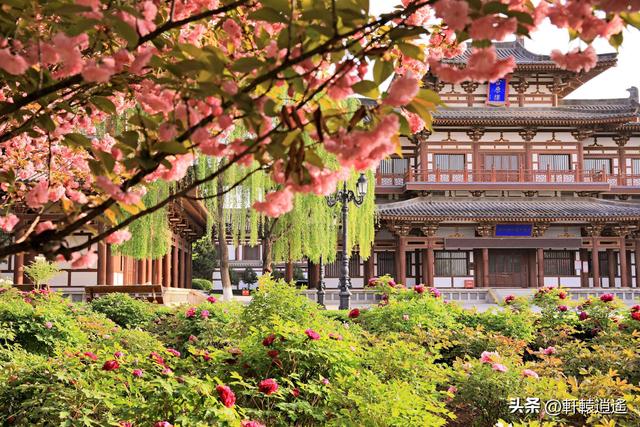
<box><xmin>374</xmin><ymin>167</ymin><xmax>640</xmax><ymax>187</ymax></box>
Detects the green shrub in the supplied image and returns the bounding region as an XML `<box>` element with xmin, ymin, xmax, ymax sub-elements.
<box><xmin>191</xmin><ymin>278</ymin><xmax>213</xmax><ymax>291</ymax></box>
<box><xmin>457</xmin><ymin>307</ymin><xmax>536</xmax><ymax>342</ymax></box>
<box><xmin>89</xmin><ymin>293</ymin><xmax>155</xmax><ymax>328</ymax></box>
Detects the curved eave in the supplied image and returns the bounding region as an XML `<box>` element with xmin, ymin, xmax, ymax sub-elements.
<box><xmin>377</xmin><ymin>214</ymin><xmax>640</xmax><ymax>223</ymax></box>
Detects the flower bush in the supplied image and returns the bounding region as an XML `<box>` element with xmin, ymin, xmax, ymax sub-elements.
<box><xmin>89</xmin><ymin>292</ymin><xmax>157</xmax><ymax>328</ymax></box>
<box><xmin>1</xmin><ymin>279</ymin><xmax>640</xmax><ymax>426</ymax></box>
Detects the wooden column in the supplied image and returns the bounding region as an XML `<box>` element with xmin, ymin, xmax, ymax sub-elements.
<box><xmin>620</xmin><ymin>238</ymin><xmax>628</xmax><ymax>288</ymax></box>
<box><xmin>13</xmin><ymin>252</ymin><xmax>24</xmax><ymax>285</ymax></box>
<box><xmin>153</xmin><ymin>258</ymin><xmax>161</xmax><ymax>285</ymax></box>
<box><xmin>363</xmin><ymin>255</ymin><xmax>374</xmax><ymax>285</ymax></box>
<box><xmin>106</xmin><ymin>245</ymin><xmax>114</xmax><ymax>285</ymax></box>
<box><xmin>537</xmin><ymin>248</ymin><xmax>545</xmax><ymax>288</ymax></box>
<box><xmin>482</xmin><ymin>248</ymin><xmax>489</xmax><ymax>287</ymax></box>
<box><xmin>592</xmin><ymin>239</ymin><xmax>600</xmax><ymax>288</ymax></box>
<box><xmin>146</xmin><ymin>258</ymin><xmax>153</xmax><ymax>284</ymax></box>
<box><xmin>171</xmin><ymin>246</ymin><xmax>179</xmax><ymax>288</ymax></box>
<box><xmin>635</xmin><ymin>240</ymin><xmax>640</xmax><ymax>288</ymax></box>
<box><xmin>162</xmin><ymin>252</ymin><xmax>171</xmax><ymax>288</ymax></box>
<box><xmin>97</xmin><ymin>241</ymin><xmax>107</xmax><ymax>285</ymax></box>
<box><xmin>579</xmin><ymin>249</ymin><xmax>589</xmax><ymax>287</ymax></box>
<box><xmin>419</xmin><ymin>140</ymin><xmax>428</xmax><ymax>180</ymax></box>
<box><xmin>607</xmin><ymin>249</ymin><xmax>616</xmax><ymax>287</ymax></box>
<box><xmin>136</xmin><ymin>259</ymin><xmax>146</xmax><ymax>284</ymax></box>
<box><xmin>426</xmin><ymin>246</ymin><xmax>435</xmax><ymax>286</ymax></box>
<box><xmin>182</xmin><ymin>248</ymin><xmax>189</xmax><ymax>288</ymax></box>
<box><xmin>528</xmin><ymin>249</ymin><xmax>537</xmax><ymax>288</ymax></box>
<box><xmin>421</xmin><ymin>249</ymin><xmax>429</xmax><ymax>286</ymax></box>
<box><xmin>395</xmin><ymin>237</ymin><xmax>407</xmax><ymax>286</ymax></box>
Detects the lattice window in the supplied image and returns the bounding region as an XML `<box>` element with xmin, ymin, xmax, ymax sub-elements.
<box><xmin>584</xmin><ymin>158</ymin><xmax>611</xmax><ymax>174</ymax></box>
<box><xmin>543</xmin><ymin>250</ymin><xmax>574</xmax><ymax>276</ymax></box>
<box><xmin>435</xmin><ymin>251</ymin><xmax>469</xmax><ymax>276</ymax></box>
<box><xmin>434</xmin><ymin>154</ymin><xmax>465</xmax><ymax>170</ymax></box>
<box><xmin>538</xmin><ymin>154</ymin><xmax>570</xmax><ymax>170</ymax></box>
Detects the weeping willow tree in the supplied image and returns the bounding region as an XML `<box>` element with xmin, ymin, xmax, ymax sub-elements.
<box><xmin>112</xmin><ymin>181</ymin><xmax>171</xmax><ymax>259</ymax></box>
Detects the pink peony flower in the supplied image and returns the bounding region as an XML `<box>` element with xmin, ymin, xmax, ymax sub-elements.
<box><xmin>429</xmin><ymin>287</ymin><xmax>441</xmax><ymax>298</ymax></box>
<box><xmin>102</xmin><ymin>360</ymin><xmax>120</xmax><ymax>371</ymax></box>
<box><xmin>167</xmin><ymin>348</ymin><xmax>181</xmax><ymax>357</ymax></box>
<box><xmin>480</xmin><ymin>351</ymin><xmax>498</xmax><ymax>364</ymax></box>
<box><xmin>200</xmin><ymin>309</ymin><xmax>210</xmax><ymax>319</ymax></box>
<box><xmin>105</xmin><ymin>229</ymin><xmax>132</xmax><ymax>244</ymax></box>
<box><xmin>154</xmin><ymin>422</ymin><xmax>173</xmax><ymax>427</ymax></box>
<box><xmin>185</xmin><ymin>307</ymin><xmax>196</xmax><ymax>318</ymax></box>
<box><xmin>550</xmin><ymin>46</ymin><xmax>597</xmax><ymax>73</ymax></box>
<box><xmin>541</xmin><ymin>346</ymin><xmax>556</xmax><ymax>355</ymax></box>
<box><xmin>305</xmin><ymin>329</ymin><xmax>320</xmax><ymax>340</ymax></box>
<box><xmin>241</xmin><ymin>421</ymin><xmax>265</xmax><ymax>427</ymax></box>
<box><xmin>161</xmin><ymin>368</ymin><xmax>173</xmax><ymax>375</ymax></box>
<box><xmin>114</xmin><ymin>351</ymin><xmax>123</xmax><ymax>359</ymax></box>
<box><xmin>0</xmin><ymin>214</ymin><xmax>19</xmax><ymax>233</ymax></box>
<box><xmin>348</xmin><ymin>308</ymin><xmax>360</xmax><ymax>318</ymax></box>
<box><xmin>522</xmin><ymin>369</ymin><xmax>539</xmax><ymax>379</ymax></box>
<box><xmin>447</xmin><ymin>385</ymin><xmax>457</xmax><ymax>394</ymax></box>
<box><xmin>119</xmin><ymin>422</ymin><xmax>133</xmax><ymax>427</ymax></box>
<box><xmin>504</xmin><ymin>295</ymin><xmax>515</xmax><ymax>304</ymax></box>
<box><xmin>402</xmin><ymin>314</ymin><xmax>410</xmax><ymax>321</ymax></box>
<box><xmin>216</xmin><ymin>384</ymin><xmax>236</xmax><ymax>408</ymax></box>
<box><xmin>188</xmin><ymin>335</ymin><xmax>197</xmax><ymax>342</ymax></box>
<box><xmin>44</xmin><ymin>321</ymin><xmax>53</xmax><ymax>329</ymax></box>
<box><xmin>414</xmin><ymin>284</ymin><xmax>426</xmax><ymax>294</ymax></box>
<box><xmin>321</xmin><ymin>377</ymin><xmax>330</xmax><ymax>385</ymax></box>
<box><xmin>491</xmin><ymin>363</ymin><xmax>508</xmax><ymax>372</ymax></box>
<box><xmin>83</xmin><ymin>351</ymin><xmax>98</xmax><ymax>361</ymax></box>
<box><xmin>132</xmin><ymin>369</ymin><xmax>144</xmax><ymax>377</ymax></box>
<box><xmin>258</xmin><ymin>378</ymin><xmax>278</xmax><ymax>395</ymax></box>
<box><xmin>383</xmin><ymin>75</ymin><xmax>420</xmax><ymax>107</ymax></box>
<box><xmin>600</xmin><ymin>293</ymin><xmax>614</xmax><ymax>302</ymax></box>
<box><xmin>207</xmin><ymin>296</ymin><xmax>217</xmax><ymax>303</ymax></box>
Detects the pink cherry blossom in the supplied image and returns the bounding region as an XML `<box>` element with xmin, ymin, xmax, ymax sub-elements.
<box><xmin>0</xmin><ymin>214</ymin><xmax>19</xmax><ymax>233</ymax></box>
<box><xmin>466</xmin><ymin>46</ymin><xmax>516</xmax><ymax>82</ymax></box>
<box><xmin>81</xmin><ymin>58</ymin><xmax>116</xmax><ymax>82</ymax></box>
<box><xmin>221</xmin><ymin>80</ymin><xmax>238</xmax><ymax>95</ymax></box>
<box><xmin>51</xmin><ymin>32</ymin><xmax>88</xmax><ymax>78</ymax></box>
<box><xmin>433</xmin><ymin>0</ymin><xmax>470</xmax><ymax>32</ymax></box>
<box><xmin>26</xmin><ymin>180</ymin><xmax>50</xmax><ymax>209</ymax></box>
<box><xmin>105</xmin><ymin>229</ymin><xmax>132</xmax><ymax>245</ymax></box>
<box><xmin>0</xmin><ymin>48</ymin><xmax>29</xmax><ymax>75</ymax></box>
<box><xmin>550</xmin><ymin>46</ymin><xmax>597</xmax><ymax>73</ymax></box>
<box><xmin>384</xmin><ymin>74</ymin><xmax>420</xmax><ymax>107</ymax></box>
<box><xmin>252</xmin><ymin>187</ymin><xmax>294</xmax><ymax>218</ymax></box>
<box><xmin>222</xmin><ymin>19</ymin><xmax>243</xmax><ymax>39</ymax></box>
<box><xmin>130</xmin><ymin>45</ymin><xmax>156</xmax><ymax>75</ymax></box>
<box><xmin>35</xmin><ymin>221</ymin><xmax>55</xmax><ymax>234</ymax></box>
<box><xmin>469</xmin><ymin>15</ymin><xmax>518</xmax><ymax>41</ymax></box>
<box><xmin>71</xmin><ymin>251</ymin><xmax>98</xmax><ymax>268</ymax></box>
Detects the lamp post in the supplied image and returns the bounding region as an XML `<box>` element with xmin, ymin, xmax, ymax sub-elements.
<box><xmin>325</xmin><ymin>173</ymin><xmax>368</xmax><ymax>310</ymax></box>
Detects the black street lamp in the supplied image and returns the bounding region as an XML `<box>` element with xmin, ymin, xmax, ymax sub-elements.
<box><xmin>325</xmin><ymin>173</ymin><xmax>368</xmax><ymax>310</ymax></box>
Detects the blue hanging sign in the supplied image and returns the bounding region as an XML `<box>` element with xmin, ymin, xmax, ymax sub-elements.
<box><xmin>488</xmin><ymin>79</ymin><xmax>507</xmax><ymax>104</ymax></box>
<box><xmin>494</xmin><ymin>224</ymin><xmax>533</xmax><ymax>237</ymax></box>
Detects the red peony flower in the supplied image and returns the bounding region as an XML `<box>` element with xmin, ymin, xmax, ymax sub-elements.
<box><xmin>579</xmin><ymin>311</ymin><xmax>589</xmax><ymax>321</ymax></box>
<box><xmin>267</xmin><ymin>350</ymin><xmax>280</xmax><ymax>358</ymax></box>
<box><xmin>262</xmin><ymin>334</ymin><xmax>276</xmax><ymax>346</ymax></box>
<box><xmin>600</xmin><ymin>293</ymin><xmax>614</xmax><ymax>302</ymax></box>
<box><xmin>414</xmin><ymin>284</ymin><xmax>426</xmax><ymax>294</ymax></box>
<box><xmin>258</xmin><ymin>378</ymin><xmax>279</xmax><ymax>395</ymax></box>
<box><xmin>558</xmin><ymin>291</ymin><xmax>567</xmax><ymax>299</ymax></box>
<box><xmin>185</xmin><ymin>307</ymin><xmax>196</xmax><ymax>318</ymax></box>
<box><xmin>114</xmin><ymin>351</ymin><xmax>123</xmax><ymax>359</ymax></box>
<box><xmin>207</xmin><ymin>296</ymin><xmax>217</xmax><ymax>303</ymax></box>
<box><xmin>83</xmin><ymin>351</ymin><xmax>98</xmax><ymax>361</ymax></box>
<box><xmin>216</xmin><ymin>384</ymin><xmax>236</xmax><ymax>408</ymax></box>
<box><xmin>557</xmin><ymin>305</ymin><xmax>568</xmax><ymax>312</ymax></box>
<box><xmin>348</xmin><ymin>308</ymin><xmax>360</xmax><ymax>318</ymax></box>
<box><xmin>632</xmin><ymin>311</ymin><xmax>640</xmax><ymax>321</ymax></box>
<box><xmin>631</xmin><ymin>305</ymin><xmax>640</xmax><ymax>313</ymax></box>
<box><xmin>154</xmin><ymin>422</ymin><xmax>173</xmax><ymax>427</ymax></box>
<box><xmin>291</xmin><ymin>387</ymin><xmax>300</xmax><ymax>397</ymax></box>
<box><xmin>119</xmin><ymin>422</ymin><xmax>133</xmax><ymax>427</ymax></box>
<box><xmin>132</xmin><ymin>369</ymin><xmax>143</xmax><ymax>377</ymax></box>
<box><xmin>167</xmin><ymin>348</ymin><xmax>181</xmax><ymax>357</ymax></box>
<box><xmin>305</xmin><ymin>329</ymin><xmax>320</xmax><ymax>340</ymax></box>
<box><xmin>241</xmin><ymin>421</ymin><xmax>265</xmax><ymax>427</ymax></box>
<box><xmin>367</xmin><ymin>277</ymin><xmax>378</xmax><ymax>287</ymax></box>
<box><xmin>102</xmin><ymin>360</ymin><xmax>120</xmax><ymax>371</ymax></box>
<box><xmin>504</xmin><ymin>295</ymin><xmax>515</xmax><ymax>304</ymax></box>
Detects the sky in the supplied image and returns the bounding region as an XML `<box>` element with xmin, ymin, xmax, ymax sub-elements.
<box><xmin>370</xmin><ymin>1</ymin><xmax>640</xmax><ymax>100</ymax></box>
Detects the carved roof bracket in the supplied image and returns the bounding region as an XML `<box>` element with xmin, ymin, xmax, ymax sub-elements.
<box><xmin>532</xmin><ymin>223</ymin><xmax>549</xmax><ymax>237</ymax></box>
<box><xmin>387</xmin><ymin>222</ymin><xmax>412</xmax><ymax>237</ymax></box>
<box><xmin>584</xmin><ymin>223</ymin><xmax>605</xmax><ymax>237</ymax></box>
<box><xmin>613</xmin><ymin>132</ymin><xmax>630</xmax><ymax>147</ymax></box>
<box><xmin>518</xmin><ymin>128</ymin><xmax>537</xmax><ymax>142</ymax></box>
<box><xmin>571</xmin><ymin>128</ymin><xmax>594</xmax><ymax>142</ymax></box>
<box><xmin>420</xmin><ymin>223</ymin><xmax>439</xmax><ymax>237</ymax></box>
<box><xmin>466</xmin><ymin>127</ymin><xmax>485</xmax><ymax>142</ymax></box>
<box><xmin>461</xmin><ymin>81</ymin><xmax>480</xmax><ymax>94</ymax></box>
<box><xmin>476</xmin><ymin>223</ymin><xmax>494</xmax><ymax>237</ymax></box>
<box><xmin>612</xmin><ymin>224</ymin><xmax>636</xmax><ymax>237</ymax></box>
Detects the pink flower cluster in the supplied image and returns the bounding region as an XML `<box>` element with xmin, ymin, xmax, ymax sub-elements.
<box><xmin>429</xmin><ymin>46</ymin><xmax>516</xmax><ymax>83</ymax></box>
<box><xmin>480</xmin><ymin>351</ymin><xmax>507</xmax><ymax>372</ymax></box>
<box><xmin>550</xmin><ymin>46</ymin><xmax>597</xmax><ymax>73</ymax></box>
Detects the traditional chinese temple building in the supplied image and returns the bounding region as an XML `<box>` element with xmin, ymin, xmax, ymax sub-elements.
<box><xmin>1</xmin><ymin>182</ymin><xmax>207</xmax><ymax>300</ymax></box>
<box><xmin>370</xmin><ymin>40</ymin><xmax>640</xmax><ymax>290</ymax></box>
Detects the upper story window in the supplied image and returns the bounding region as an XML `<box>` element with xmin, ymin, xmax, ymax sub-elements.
<box><xmin>378</xmin><ymin>157</ymin><xmax>408</xmax><ymax>175</ymax></box>
<box><xmin>434</xmin><ymin>154</ymin><xmax>465</xmax><ymax>170</ymax></box>
<box><xmin>538</xmin><ymin>154</ymin><xmax>570</xmax><ymax>171</ymax></box>
<box><xmin>483</xmin><ymin>154</ymin><xmax>520</xmax><ymax>171</ymax></box>
<box><xmin>584</xmin><ymin>158</ymin><xmax>611</xmax><ymax>174</ymax></box>
<box><xmin>242</xmin><ymin>245</ymin><xmax>261</xmax><ymax>261</ymax></box>
<box><xmin>632</xmin><ymin>159</ymin><xmax>640</xmax><ymax>174</ymax></box>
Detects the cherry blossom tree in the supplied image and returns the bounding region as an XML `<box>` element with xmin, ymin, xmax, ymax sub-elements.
<box><xmin>0</xmin><ymin>0</ymin><xmax>638</xmax><ymax>264</ymax></box>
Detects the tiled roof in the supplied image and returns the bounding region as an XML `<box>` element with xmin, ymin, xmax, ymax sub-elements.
<box><xmin>432</xmin><ymin>100</ymin><xmax>639</xmax><ymax>126</ymax></box>
<box><xmin>443</xmin><ymin>40</ymin><xmax>617</xmax><ymax>68</ymax></box>
<box><xmin>377</xmin><ymin>198</ymin><xmax>640</xmax><ymax>222</ymax></box>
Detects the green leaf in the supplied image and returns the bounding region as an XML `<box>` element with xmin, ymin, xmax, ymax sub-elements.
<box><xmin>63</xmin><ymin>133</ymin><xmax>92</xmax><ymax>148</ymax></box>
<box><xmin>397</xmin><ymin>42</ymin><xmax>423</xmax><ymax>60</ymax></box>
<box><xmin>609</xmin><ymin>31</ymin><xmax>624</xmax><ymax>50</ymax></box>
<box><xmin>248</xmin><ymin>7</ymin><xmax>288</xmax><ymax>23</ymax></box>
<box><xmin>111</xmin><ymin>18</ymin><xmax>139</xmax><ymax>46</ymax></box>
<box><xmin>37</xmin><ymin>114</ymin><xmax>55</xmax><ymax>132</ymax></box>
<box><xmin>231</xmin><ymin>57</ymin><xmax>263</xmax><ymax>73</ymax></box>
<box><xmin>416</xmin><ymin>89</ymin><xmax>442</xmax><ymax>106</ymax></box>
<box><xmin>482</xmin><ymin>1</ymin><xmax>509</xmax><ymax>14</ymax></box>
<box><xmin>305</xmin><ymin>150</ymin><xmax>325</xmax><ymax>168</ymax></box>
<box><xmin>373</xmin><ymin>60</ymin><xmax>394</xmax><ymax>85</ymax></box>
<box><xmin>351</xmin><ymin>80</ymin><xmax>379</xmax><ymax>98</ymax></box>
<box><xmin>92</xmin><ymin>97</ymin><xmax>116</xmax><ymax>114</ymax></box>
<box><xmin>620</xmin><ymin>12</ymin><xmax>640</xmax><ymax>29</ymax></box>
<box><xmin>155</xmin><ymin>141</ymin><xmax>188</xmax><ymax>155</ymax></box>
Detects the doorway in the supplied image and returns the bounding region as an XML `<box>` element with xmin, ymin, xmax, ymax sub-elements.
<box><xmin>488</xmin><ymin>249</ymin><xmax>529</xmax><ymax>287</ymax></box>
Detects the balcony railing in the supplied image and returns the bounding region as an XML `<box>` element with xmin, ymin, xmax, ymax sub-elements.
<box><xmin>375</xmin><ymin>167</ymin><xmax>640</xmax><ymax>188</ymax></box>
